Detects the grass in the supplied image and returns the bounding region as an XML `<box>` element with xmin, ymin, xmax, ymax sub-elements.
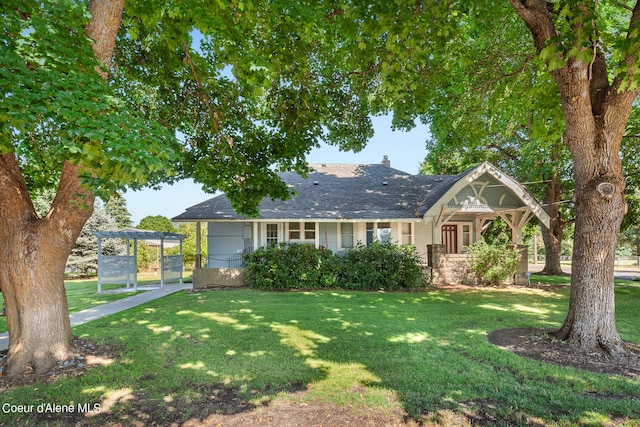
<box><xmin>1</xmin><ymin>280</ymin><xmax>639</xmax><ymax>425</ymax></box>
<box><xmin>0</xmin><ymin>273</ymin><xmax>191</xmax><ymax>334</ymax></box>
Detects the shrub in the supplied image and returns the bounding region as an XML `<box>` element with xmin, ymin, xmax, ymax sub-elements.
<box><xmin>466</xmin><ymin>240</ymin><xmax>519</xmax><ymax>286</ymax></box>
<box><xmin>340</xmin><ymin>241</ymin><xmax>425</xmax><ymax>291</ymax></box>
<box><xmin>244</xmin><ymin>243</ymin><xmax>341</xmax><ymax>290</ymax></box>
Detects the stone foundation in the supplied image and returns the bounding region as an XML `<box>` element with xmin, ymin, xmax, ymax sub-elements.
<box><xmin>193</xmin><ymin>268</ymin><xmax>247</xmax><ymax>289</ymax></box>
<box><xmin>427</xmin><ymin>244</ymin><xmax>529</xmax><ymax>286</ymax></box>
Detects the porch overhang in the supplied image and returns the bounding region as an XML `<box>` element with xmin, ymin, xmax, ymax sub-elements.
<box><xmin>421</xmin><ymin>162</ymin><xmax>550</xmax><ymax>244</ymax></box>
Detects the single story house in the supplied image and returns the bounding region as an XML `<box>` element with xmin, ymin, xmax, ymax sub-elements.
<box><xmin>172</xmin><ymin>158</ymin><xmax>550</xmax><ymax>286</ymax></box>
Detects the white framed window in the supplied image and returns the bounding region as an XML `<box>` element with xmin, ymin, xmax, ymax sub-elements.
<box><xmin>401</xmin><ymin>222</ymin><xmax>412</xmax><ymax>245</ymax></box>
<box><xmin>462</xmin><ymin>224</ymin><xmax>471</xmax><ymax>248</ymax></box>
<box><xmin>366</xmin><ymin>222</ymin><xmax>391</xmax><ymax>244</ymax></box>
<box><xmin>288</xmin><ymin>221</ymin><xmax>316</xmax><ymax>243</ymax></box>
<box><xmin>340</xmin><ymin>223</ymin><xmax>354</xmax><ymax>249</ymax></box>
<box><xmin>266</xmin><ymin>223</ymin><xmax>279</xmax><ymax>245</ymax></box>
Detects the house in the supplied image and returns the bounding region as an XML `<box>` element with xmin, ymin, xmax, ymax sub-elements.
<box><xmin>172</xmin><ymin>158</ymin><xmax>550</xmax><ymax>286</ymax></box>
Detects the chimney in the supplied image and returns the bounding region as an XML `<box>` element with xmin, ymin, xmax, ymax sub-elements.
<box><xmin>381</xmin><ymin>155</ymin><xmax>390</xmax><ymax>167</ymax></box>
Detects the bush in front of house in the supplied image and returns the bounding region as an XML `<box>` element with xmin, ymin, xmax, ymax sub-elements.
<box><xmin>245</xmin><ymin>243</ymin><xmax>341</xmax><ymax>290</ymax></box>
<box><xmin>245</xmin><ymin>241</ymin><xmax>426</xmax><ymax>291</ymax></box>
<box><xmin>466</xmin><ymin>239</ymin><xmax>520</xmax><ymax>286</ymax></box>
<box><xmin>340</xmin><ymin>241</ymin><xmax>425</xmax><ymax>291</ymax></box>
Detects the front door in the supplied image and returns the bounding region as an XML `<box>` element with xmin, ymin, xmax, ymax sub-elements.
<box><xmin>442</xmin><ymin>224</ymin><xmax>458</xmax><ymax>254</ymax></box>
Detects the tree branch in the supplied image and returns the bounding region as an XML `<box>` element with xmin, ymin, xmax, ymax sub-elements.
<box><xmin>508</xmin><ymin>0</ymin><xmax>557</xmax><ymax>51</ymax></box>
<box><xmin>0</xmin><ymin>153</ymin><xmax>37</xmax><ymax>220</ymax></box>
<box><xmin>325</xmin><ymin>8</ymin><xmax>344</xmax><ymax>20</ymax></box>
<box><xmin>486</xmin><ymin>141</ymin><xmax>520</xmax><ymax>162</ymax></box>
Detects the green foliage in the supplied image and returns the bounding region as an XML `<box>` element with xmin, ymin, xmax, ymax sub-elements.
<box><xmin>103</xmin><ymin>193</ymin><xmax>133</xmax><ymax>228</ymax></box>
<box><xmin>466</xmin><ymin>240</ymin><xmax>520</xmax><ymax>286</ymax></box>
<box><xmin>137</xmin><ymin>215</ymin><xmax>176</xmax><ymax>233</ymax></box>
<box><xmin>0</xmin><ymin>0</ymin><xmax>180</xmax><ymax>197</ymax></box>
<box><xmin>341</xmin><ymin>242</ymin><xmax>425</xmax><ymax>291</ymax></box>
<box><xmin>245</xmin><ymin>242</ymin><xmax>425</xmax><ymax>291</ymax></box>
<box><xmin>136</xmin><ymin>244</ymin><xmax>157</xmax><ymax>272</ymax></box>
<box><xmin>245</xmin><ymin>243</ymin><xmax>341</xmax><ymax>290</ymax></box>
<box><xmin>176</xmin><ymin>222</ymin><xmax>207</xmax><ymax>269</ymax></box>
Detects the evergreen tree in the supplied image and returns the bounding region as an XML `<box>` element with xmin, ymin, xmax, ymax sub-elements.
<box><xmin>104</xmin><ymin>192</ymin><xmax>133</xmax><ymax>228</ymax></box>
<box><xmin>66</xmin><ymin>205</ymin><xmax>125</xmax><ymax>278</ymax></box>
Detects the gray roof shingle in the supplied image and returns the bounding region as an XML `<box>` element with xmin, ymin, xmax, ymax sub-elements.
<box><xmin>173</xmin><ymin>163</ymin><xmax>453</xmax><ymax>221</ymax></box>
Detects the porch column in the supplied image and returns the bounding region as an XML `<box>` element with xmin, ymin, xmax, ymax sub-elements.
<box><xmin>195</xmin><ymin>221</ymin><xmax>202</xmax><ymax>269</ymax></box>
<box><xmin>432</xmin><ymin>222</ymin><xmax>442</xmax><ymax>244</ymax></box>
<box><xmin>253</xmin><ymin>222</ymin><xmax>259</xmax><ymax>250</ymax></box>
<box><xmin>427</xmin><ymin>244</ymin><xmax>447</xmax><ymax>285</ymax></box>
<box><xmin>509</xmin><ymin>244</ymin><xmax>529</xmax><ymax>285</ymax></box>
<box><xmin>509</xmin><ymin>211</ymin><xmax>523</xmax><ymax>244</ymax></box>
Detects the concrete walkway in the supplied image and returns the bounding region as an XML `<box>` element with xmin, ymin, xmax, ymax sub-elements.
<box><xmin>0</xmin><ymin>282</ymin><xmax>191</xmax><ymax>352</ymax></box>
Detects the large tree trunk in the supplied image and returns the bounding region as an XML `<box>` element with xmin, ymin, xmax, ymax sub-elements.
<box><xmin>0</xmin><ymin>157</ymin><xmax>95</xmax><ymax>375</ymax></box>
<box><xmin>539</xmin><ymin>175</ymin><xmax>565</xmax><ymax>275</ymax></box>
<box><xmin>510</xmin><ymin>0</ymin><xmax>640</xmax><ymax>358</ymax></box>
<box><xmin>0</xmin><ymin>0</ymin><xmax>124</xmax><ymax>376</ymax></box>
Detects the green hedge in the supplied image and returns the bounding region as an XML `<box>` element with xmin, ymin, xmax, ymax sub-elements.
<box><xmin>341</xmin><ymin>242</ymin><xmax>425</xmax><ymax>290</ymax></box>
<box><xmin>245</xmin><ymin>241</ymin><xmax>425</xmax><ymax>291</ymax></box>
<box><xmin>245</xmin><ymin>243</ymin><xmax>341</xmax><ymax>290</ymax></box>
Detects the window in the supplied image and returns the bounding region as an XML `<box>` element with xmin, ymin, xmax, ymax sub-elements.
<box><xmin>266</xmin><ymin>224</ymin><xmax>278</xmax><ymax>245</ymax></box>
<box><xmin>340</xmin><ymin>223</ymin><xmax>354</xmax><ymax>248</ymax></box>
<box><xmin>462</xmin><ymin>224</ymin><xmax>471</xmax><ymax>248</ymax></box>
<box><xmin>401</xmin><ymin>223</ymin><xmax>412</xmax><ymax>245</ymax></box>
<box><xmin>289</xmin><ymin>222</ymin><xmax>316</xmax><ymax>242</ymax></box>
<box><xmin>304</xmin><ymin>222</ymin><xmax>315</xmax><ymax>240</ymax></box>
<box><xmin>289</xmin><ymin>222</ymin><xmax>300</xmax><ymax>240</ymax></box>
<box><xmin>377</xmin><ymin>222</ymin><xmax>391</xmax><ymax>242</ymax></box>
<box><xmin>366</xmin><ymin>222</ymin><xmax>391</xmax><ymax>245</ymax></box>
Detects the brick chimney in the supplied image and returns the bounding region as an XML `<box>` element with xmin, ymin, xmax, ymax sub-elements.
<box><xmin>381</xmin><ymin>155</ymin><xmax>390</xmax><ymax>167</ymax></box>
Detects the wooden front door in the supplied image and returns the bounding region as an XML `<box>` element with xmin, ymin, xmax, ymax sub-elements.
<box><xmin>442</xmin><ymin>224</ymin><xmax>458</xmax><ymax>254</ymax></box>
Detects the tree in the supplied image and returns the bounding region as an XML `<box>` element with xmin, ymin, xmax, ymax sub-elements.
<box><xmin>1</xmin><ymin>0</ymin><xmax>372</xmax><ymax>376</ymax></box>
<box><xmin>505</xmin><ymin>0</ymin><xmax>640</xmax><ymax>359</ymax></box>
<box><xmin>177</xmin><ymin>222</ymin><xmax>208</xmax><ymax>269</ymax></box>
<box><xmin>67</xmin><ymin>205</ymin><xmax>125</xmax><ymax>278</ymax></box>
<box><xmin>415</xmin><ymin>8</ymin><xmax>574</xmax><ymax>275</ymax></box>
<box><xmin>0</xmin><ymin>0</ymin><xmax>171</xmax><ymax>376</ymax></box>
<box><xmin>104</xmin><ymin>192</ymin><xmax>133</xmax><ymax>229</ymax></box>
<box><xmin>138</xmin><ymin>215</ymin><xmax>177</xmax><ymax>233</ymax></box>
<box><xmin>301</xmin><ymin>1</ymin><xmax>639</xmax><ymax>360</ymax></box>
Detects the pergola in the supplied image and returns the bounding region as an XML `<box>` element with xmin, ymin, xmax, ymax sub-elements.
<box><xmin>93</xmin><ymin>228</ymin><xmax>186</xmax><ymax>293</ymax></box>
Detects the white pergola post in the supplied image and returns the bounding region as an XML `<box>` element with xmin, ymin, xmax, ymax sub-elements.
<box><xmin>179</xmin><ymin>238</ymin><xmax>184</xmax><ymax>284</ymax></box>
<box><xmin>97</xmin><ymin>237</ymin><xmax>103</xmax><ymax>293</ymax></box>
<box><xmin>126</xmin><ymin>238</ymin><xmax>131</xmax><ymax>289</ymax></box>
<box><xmin>160</xmin><ymin>238</ymin><xmax>165</xmax><ymax>287</ymax></box>
<box><xmin>133</xmin><ymin>238</ymin><xmax>138</xmax><ymax>291</ymax></box>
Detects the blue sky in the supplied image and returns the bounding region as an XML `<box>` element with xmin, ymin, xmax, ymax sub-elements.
<box><xmin>123</xmin><ymin>116</ymin><xmax>430</xmax><ymax>225</ymax></box>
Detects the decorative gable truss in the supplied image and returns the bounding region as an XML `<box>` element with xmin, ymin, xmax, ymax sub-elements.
<box><xmin>423</xmin><ymin>162</ymin><xmax>550</xmax><ymax>246</ymax></box>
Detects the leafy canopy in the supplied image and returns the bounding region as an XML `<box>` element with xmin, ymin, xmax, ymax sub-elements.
<box><xmin>0</xmin><ymin>0</ymin><xmax>180</xmax><ymax>198</ymax></box>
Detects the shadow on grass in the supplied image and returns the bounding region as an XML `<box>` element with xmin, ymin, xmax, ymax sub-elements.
<box><xmin>1</xmin><ymin>285</ymin><xmax>639</xmax><ymax>426</ymax></box>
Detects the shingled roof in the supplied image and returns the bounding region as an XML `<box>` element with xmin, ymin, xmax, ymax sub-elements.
<box><xmin>173</xmin><ymin>163</ymin><xmax>454</xmax><ymax>221</ymax></box>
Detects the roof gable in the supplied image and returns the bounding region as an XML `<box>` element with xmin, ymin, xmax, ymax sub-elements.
<box><xmin>418</xmin><ymin>162</ymin><xmax>550</xmax><ymax>227</ymax></box>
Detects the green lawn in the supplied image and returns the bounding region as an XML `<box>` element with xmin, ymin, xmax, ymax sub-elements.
<box><xmin>1</xmin><ymin>282</ymin><xmax>639</xmax><ymax>426</ymax></box>
<box><xmin>0</xmin><ymin>275</ymin><xmax>191</xmax><ymax>334</ymax></box>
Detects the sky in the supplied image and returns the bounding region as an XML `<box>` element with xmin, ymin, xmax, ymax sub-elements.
<box><xmin>123</xmin><ymin>116</ymin><xmax>431</xmax><ymax>225</ymax></box>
